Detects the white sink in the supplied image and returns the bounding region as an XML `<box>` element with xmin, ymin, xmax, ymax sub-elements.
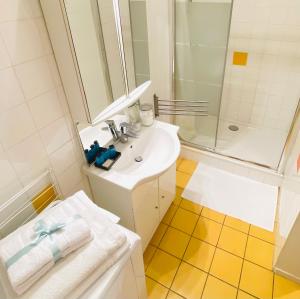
<box><xmin>83</xmin><ymin>119</ymin><xmax>180</xmax><ymax>190</ymax></box>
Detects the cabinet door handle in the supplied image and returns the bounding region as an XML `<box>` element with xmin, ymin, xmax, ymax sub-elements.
<box><xmin>161</xmin><ymin>195</ymin><xmax>165</xmax><ymax>199</ymax></box>
<box><xmin>155</xmin><ymin>206</ymin><xmax>159</xmax><ymax>209</ymax></box>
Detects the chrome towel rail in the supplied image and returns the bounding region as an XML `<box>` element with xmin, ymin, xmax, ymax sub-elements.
<box><xmin>153</xmin><ymin>94</ymin><xmax>209</xmax><ymax>117</ymax></box>
<box><xmin>0</xmin><ymin>170</ymin><xmax>61</xmax><ymax>239</ymax></box>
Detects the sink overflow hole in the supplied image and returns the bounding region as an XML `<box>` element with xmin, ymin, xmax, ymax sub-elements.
<box><xmin>134</xmin><ymin>156</ymin><xmax>143</xmax><ymax>163</ymax></box>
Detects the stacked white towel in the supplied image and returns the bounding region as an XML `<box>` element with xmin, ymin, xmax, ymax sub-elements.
<box><xmin>0</xmin><ymin>201</ymin><xmax>93</xmax><ymax>294</ymax></box>
<box><xmin>0</xmin><ymin>191</ymin><xmax>128</xmax><ymax>299</ymax></box>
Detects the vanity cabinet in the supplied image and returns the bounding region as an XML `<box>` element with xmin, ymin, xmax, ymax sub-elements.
<box><xmin>158</xmin><ymin>164</ymin><xmax>176</xmax><ymax>221</ymax></box>
<box><xmin>132</xmin><ymin>180</ymin><xmax>160</xmax><ymax>250</ymax></box>
<box><xmin>86</xmin><ymin>163</ymin><xmax>176</xmax><ymax>251</ymax></box>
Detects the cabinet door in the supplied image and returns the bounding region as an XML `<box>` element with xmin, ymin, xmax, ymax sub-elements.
<box><xmin>132</xmin><ymin>179</ymin><xmax>159</xmax><ymax>251</ymax></box>
<box><xmin>159</xmin><ymin>163</ymin><xmax>176</xmax><ymax>221</ymax></box>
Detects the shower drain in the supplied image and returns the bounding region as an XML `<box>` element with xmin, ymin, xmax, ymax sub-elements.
<box><xmin>228</xmin><ymin>125</ymin><xmax>239</xmax><ymax>131</ymax></box>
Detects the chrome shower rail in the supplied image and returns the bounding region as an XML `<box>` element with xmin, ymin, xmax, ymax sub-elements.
<box><xmin>153</xmin><ymin>94</ymin><xmax>209</xmax><ymax>117</ymax></box>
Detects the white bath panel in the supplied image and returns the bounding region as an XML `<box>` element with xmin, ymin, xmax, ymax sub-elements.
<box><xmin>182</xmin><ymin>163</ymin><xmax>278</xmax><ymax>231</ymax></box>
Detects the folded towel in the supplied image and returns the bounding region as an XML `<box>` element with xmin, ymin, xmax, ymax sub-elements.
<box><xmin>0</xmin><ymin>200</ymin><xmax>92</xmax><ymax>294</ymax></box>
<box><xmin>0</xmin><ymin>191</ymin><xmax>128</xmax><ymax>299</ymax></box>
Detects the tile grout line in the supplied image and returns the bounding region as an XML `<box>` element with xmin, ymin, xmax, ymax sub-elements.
<box><xmin>146</xmin><ymin>220</ymin><xmax>271</xmax><ymax>297</ymax></box>
<box><xmin>180</xmin><ymin>203</ymin><xmax>275</xmax><ymax>246</ymax></box>
<box><xmin>145</xmin><ymin>196</ymin><xmax>182</xmax><ymax>289</ymax></box>
<box><xmin>147</xmin><ymin>262</ymin><xmax>260</xmax><ymax>299</ymax></box>
<box><xmin>146</xmin><ymin>165</ymin><xmax>277</xmax><ymax>299</ymax></box>
<box><xmin>272</xmin><ymin>268</ymin><xmax>275</xmax><ymax>299</ymax></box>
<box><xmin>149</xmin><ymin>194</ymin><xmax>186</xmax><ymax>299</ymax></box>
<box><xmin>167</xmin><ymin>206</ymin><xmax>202</xmax><ymax>298</ymax></box>
<box><xmin>154</xmin><ymin>178</ymin><xmax>203</xmax><ymax>299</ymax></box>
<box><xmin>176</xmin><ymin>202</ymin><xmax>276</xmax><ymax>249</ymax></box>
<box><xmin>145</xmin><ymin>203</ymin><xmax>179</xmax><ymax>272</ymax></box>
<box><xmin>198</xmin><ymin>213</ymin><xmax>227</xmax><ymax>299</ymax></box>
<box><xmin>149</xmin><ymin>224</ymin><xmax>276</xmax><ymax>290</ymax></box>
<box><xmin>236</xmin><ymin>222</ymin><xmax>251</xmax><ymax>299</ymax></box>
<box><xmin>148</xmin><ymin>210</ymin><xmax>275</xmax><ymax>282</ymax></box>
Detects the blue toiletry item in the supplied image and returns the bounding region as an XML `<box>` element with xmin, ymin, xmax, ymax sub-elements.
<box><xmin>84</xmin><ymin>141</ymin><xmax>120</xmax><ymax>169</ymax></box>
<box><xmin>84</xmin><ymin>140</ymin><xmax>100</xmax><ymax>164</ymax></box>
<box><xmin>108</xmin><ymin>145</ymin><xmax>117</xmax><ymax>159</ymax></box>
<box><xmin>94</xmin><ymin>145</ymin><xmax>118</xmax><ymax>167</ymax></box>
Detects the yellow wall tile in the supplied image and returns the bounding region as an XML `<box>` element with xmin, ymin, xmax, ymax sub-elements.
<box><xmin>193</xmin><ymin>216</ymin><xmax>222</xmax><ymax>245</ymax></box>
<box><xmin>210</xmin><ymin>248</ymin><xmax>243</xmax><ymax>287</ymax></box>
<box><xmin>171</xmin><ymin>262</ymin><xmax>207</xmax><ymax>299</ymax></box>
<box><xmin>183</xmin><ymin>237</ymin><xmax>215</xmax><ymax>272</ymax></box>
<box><xmin>146</xmin><ymin>277</ymin><xmax>169</xmax><ymax>299</ymax></box>
<box><xmin>202</xmin><ymin>276</ymin><xmax>237</xmax><ymax>299</ymax></box>
<box><xmin>31</xmin><ymin>184</ymin><xmax>57</xmax><ymax>213</ymax></box>
<box><xmin>159</xmin><ymin>227</ymin><xmax>190</xmax><ymax>258</ymax></box>
<box><xmin>240</xmin><ymin>261</ymin><xmax>273</xmax><ymax>299</ymax></box>
<box><xmin>146</xmin><ymin>249</ymin><xmax>180</xmax><ymax>288</ymax></box>
<box><xmin>218</xmin><ymin>226</ymin><xmax>247</xmax><ymax>257</ymax></box>
<box><xmin>233</xmin><ymin>51</ymin><xmax>248</xmax><ymax>66</ymax></box>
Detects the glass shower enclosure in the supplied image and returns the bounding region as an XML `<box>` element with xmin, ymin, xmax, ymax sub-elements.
<box><xmin>174</xmin><ymin>0</ymin><xmax>232</xmax><ymax>150</ymax></box>
<box><xmin>174</xmin><ymin>0</ymin><xmax>300</xmax><ymax>170</ymax></box>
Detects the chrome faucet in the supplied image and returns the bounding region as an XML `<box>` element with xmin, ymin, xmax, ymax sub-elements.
<box><xmin>105</xmin><ymin>120</ymin><xmax>120</xmax><ymax>141</ymax></box>
<box><xmin>105</xmin><ymin>120</ymin><xmax>138</xmax><ymax>143</ymax></box>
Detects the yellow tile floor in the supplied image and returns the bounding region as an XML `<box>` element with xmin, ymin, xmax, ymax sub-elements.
<box><xmin>144</xmin><ymin>158</ymin><xmax>300</xmax><ymax>299</ymax></box>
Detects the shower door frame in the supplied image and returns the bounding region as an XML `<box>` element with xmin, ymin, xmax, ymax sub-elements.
<box><xmin>172</xmin><ymin>0</ymin><xmax>300</xmax><ymax>172</ymax></box>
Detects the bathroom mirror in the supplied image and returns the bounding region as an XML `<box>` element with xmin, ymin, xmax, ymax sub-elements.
<box><xmin>121</xmin><ymin>0</ymin><xmax>150</xmax><ymax>88</ymax></box>
<box><xmin>63</xmin><ymin>0</ymin><xmax>150</xmax><ymax>123</ymax></box>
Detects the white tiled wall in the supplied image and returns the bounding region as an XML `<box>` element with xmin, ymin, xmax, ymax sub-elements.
<box><xmin>220</xmin><ymin>0</ymin><xmax>300</xmax><ymax>133</ymax></box>
<box><xmin>0</xmin><ymin>0</ymin><xmax>90</xmax><ymax>204</ymax></box>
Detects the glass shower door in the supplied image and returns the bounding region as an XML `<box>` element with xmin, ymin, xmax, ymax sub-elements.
<box><xmin>174</xmin><ymin>0</ymin><xmax>232</xmax><ymax>149</ymax></box>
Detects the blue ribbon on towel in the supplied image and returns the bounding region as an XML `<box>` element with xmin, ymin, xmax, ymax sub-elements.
<box><xmin>5</xmin><ymin>215</ymin><xmax>81</xmax><ymax>269</ymax></box>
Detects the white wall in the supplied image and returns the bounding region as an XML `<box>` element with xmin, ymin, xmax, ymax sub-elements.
<box><xmin>0</xmin><ymin>0</ymin><xmax>90</xmax><ymax>204</ymax></box>
<box><xmin>142</xmin><ymin>0</ymin><xmax>173</xmax><ymax>124</ymax></box>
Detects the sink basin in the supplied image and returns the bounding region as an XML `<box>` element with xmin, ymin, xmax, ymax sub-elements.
<box><xmin>83</xmin><ymin>119</ymin><xmax>180</xmax><ymax>190</ymax></box>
